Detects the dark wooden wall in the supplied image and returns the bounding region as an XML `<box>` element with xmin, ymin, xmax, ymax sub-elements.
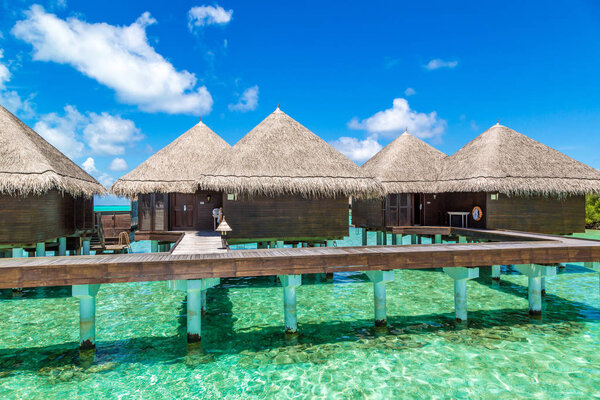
<box><xmin>486</xmin><ymin>193</ymin><xmax>585</xmax><ymax>234</ymax></box>
<box><xmin>224</xmin><ymin>195</ymin><xmax>349</xmax><ymax>242</ymax></box>
<box><xmin>352</xmin><ymin>198</ymin><xmax>385</xmax><ymax>229</ymax></box>
<box><xmin>138</xmin><ymin>193</ymin><xmax>168</xmax><ymax>231</ymax></box>
<box><xmin>0</xmin><ymin>190</ymin><xmax>94</xmax><ymax>245</ymax></box>
<box><xmin>440</xmin><ymin>192</ymin><xmax>487</xmax><ymax>229</ymax></box>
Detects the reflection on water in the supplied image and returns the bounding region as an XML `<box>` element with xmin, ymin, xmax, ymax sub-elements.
<box><xmin>0</xmin><ymin>227</ymin><xmax>598</xmax><ymax>398</ymax></box>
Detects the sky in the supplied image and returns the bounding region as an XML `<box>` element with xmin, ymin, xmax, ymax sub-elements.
<box><xmin>1</xmin><ymin>1</ymin><xmax>600</xmax><ymax>205</ymax></box>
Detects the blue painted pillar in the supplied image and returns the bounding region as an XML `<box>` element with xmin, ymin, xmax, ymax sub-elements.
<box><xmin>409</xmin><ymin>234</ymin><xmax>417</xmax><ymax>245</ymax></box>
<box><xmin>365</xmin><ymin>270</ymin><xmax>394</xmax><ymax>326</ymax></box>
<box><xmin>443</xmin><ymin>267</ymin><xmax>479</xmax><ymax>322</ymax></box>
<box><xmin>492</xmin><ymin>265</ymin><xmax>501</xmax><ymax>281</ymax></box>
<box><xmin>82</xmin><ymin>239</ymin><xmax>91</xmax><ymax>255</ymax></box>
<box><xmin>150</xmin><ymin>240</ymin><xmax>159</xmax><ymax>253</ymax></box>
<box><xmin>515</xmin><ymin>264</ymin><xmax>556</xmax><ymax>315</ymax></box>
<box><xmin>278</xmin><ymin>275</ymin><xmax>302</xmax><ymax>334</ymax></box>
<box><xmin>185</xmin><ymin>278</ymin><xmax>220</xmax><ymax>342</ymax></box>
<box><xmin>391</xmin><ymin>234</ymin><xmax>397</xmax><ymax>245</ymax></box>
<box><xmin>458</xmin><ymin>236</ymin><xmax>467</xmax><ymax>244</ymax></box>
<box><xmin>361</xmin><ymin>228</ymin><xmax>368</xmax><ymax>246</ymax></box>
<box><xmin>58</xmin><ymin>237</ymin><xmax>67</xmax><ymax>256</ymax></box>
<box><xmin>434</xmin><ymin>234</ymin><xmax>442</xmax><ymax>244</ymax></box>
<box><xmin>72</xmin><ymin>284</ymin><xmax>101</xmax><ymax>349</ymax></box>
<box><xmin>376</xmin><ymin>231</ymin><xmax>384</xmax><ymax>245</ymax></box>
<box><xmin>11</xmin><ymin>248</ymin><xmax>23</xmax><ymax>258</ymax></box>
<box><xmin>35</xmin><ymin>242</ymin><xmax>45</xmax><ymax>257</ymax></box>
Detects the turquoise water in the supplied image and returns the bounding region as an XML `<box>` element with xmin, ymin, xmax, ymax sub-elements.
<box><xmin>1</xmin><ymin>228</ymin><xmax>599</xmax><ymax>398</ymax></box>
<box><xmin>94</xmin><ymin>205</ymin><xmax>131</xmax><ymax>212</ymax></box>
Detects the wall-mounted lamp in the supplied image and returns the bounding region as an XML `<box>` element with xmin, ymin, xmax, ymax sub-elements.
<box><xmin>207</xmin><ymin>194</ymin><xmax>211</xmax><ymax>202</ymax></box>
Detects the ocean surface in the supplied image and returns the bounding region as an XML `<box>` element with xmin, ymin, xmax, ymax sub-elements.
<box><xmin>0</xmin><ymin>228</ymin><xmax>598</xmax><ymax>399</ymax></box>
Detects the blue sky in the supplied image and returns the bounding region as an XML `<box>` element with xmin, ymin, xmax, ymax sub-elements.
<box><xmin>1</xmin><ymin>1</ymin><xmax>600</xmax><ymax>205</ymax></box>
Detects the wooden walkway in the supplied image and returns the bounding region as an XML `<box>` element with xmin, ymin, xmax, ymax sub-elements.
<box><xmin>0</xmin><ymin>228</ymin><xmax>598</xmax><ymax>289</ymax></box>
<box><xmin>171</xmin><ymin>231</ymin><xmax>225</xmax><ymax>255</ymax></box>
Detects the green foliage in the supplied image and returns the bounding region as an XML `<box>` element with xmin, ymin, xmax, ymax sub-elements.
<box><xmin>585</xmin><ymin>194</ymin><xmax>600</xmax><ymax>226</ymax></box>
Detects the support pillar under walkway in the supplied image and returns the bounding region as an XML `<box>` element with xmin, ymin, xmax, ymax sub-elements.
<box><xmin>365</xmin><ymin>270</ymin><xmax>395</xmax><ymax>327</ymax></box>
<box><xmin>492</xmin><ymin>265</ymin><xmax>501</xmax><ymax>281</ymax></box>
<box><xmin>443</xmin><ymin>267</ymin><xmax>479</xmax><ymax>322</ymax></box>
<box><xmin>361</xmin><ymin>228</ymin><xmax>368</xmax><ymax>246</ymax></box>
<box><xmin>185</xmin><ymin>278</ymin><xmax>220</xmax><ymax>342</ymax></box>
<box><xmin>72</xmin><ymin>284</ymin><xmax>101</xmax><ymax>349</ymax></box>
<box><xmin>515</xmin><ymin>264</ymin><xmax>556</xmax><ymax>315</ymax></box>
<box><xmin>278</xmin><ymin>275</ymin><xmax>302</xmax><ymax>334</ymax></box>
<box><xmin>58</xmin><ymin>237</ymin><xmax>67</xmax><ymax>256</ymax></box>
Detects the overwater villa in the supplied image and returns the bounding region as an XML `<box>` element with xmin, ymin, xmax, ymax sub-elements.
<box><xmin>112</xmin><ymin>107</ymin><xmax>382</xmax><ymax>246</ymax></box>
<box><xmin>202</xmin><ymin>107</ymin><xmax>382</xmax><ymax>244</ymax></box>
<box><xmin>355</xmin><ymin>123</ymin><xmax>600</xmax><ymax>235</ymax></box>
<box><xmin>437</xmin><ymin>123</ymin><xmax>600</xmax><ymax>234</ymax></box>
<box><xmin>352</xmin><ymin>130</ymin><xmax>446</xmax><ymax>230</ymax></box>
<box><xmin>0</xmin><ymin>105</ymin><xmax>105</xmax><ymax>257</ymax></box>
<box><xmin>111</xmin><ymin>119</ymin><xmax>231</xmax><ymax>236</ymax></box>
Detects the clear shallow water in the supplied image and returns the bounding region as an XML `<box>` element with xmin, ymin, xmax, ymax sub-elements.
<box><xmin>0</xmin><ymin>228</ymin><xmax>599</xmax><ymax>399</ymax></box>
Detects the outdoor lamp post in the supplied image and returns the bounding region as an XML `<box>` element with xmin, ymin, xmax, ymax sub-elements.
<box><xmin>216</xmin><ymin>217</ymin><xmax>232</xmax><ymax>249</ymax></box>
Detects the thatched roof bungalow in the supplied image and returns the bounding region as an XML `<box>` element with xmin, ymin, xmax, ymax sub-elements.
<box><xmin>0</xmin><ymin>105</ymin><xmax>105</xmax><ymax>253</ymax></box>
<box><xmin>203</xmin><ymin>107</ymin><xmax>383</xmax><ymax>243</ymax></box>
<box><xmin>110</xmin><ymin>120</ymin><xmax>231</xmax><ymax>233</ymax></box>
<box><xmin>436</xmin><ymin>123</ymin><xmax>600</xmax><ymax>233</ymax></box>
<box><xmin>353</xmin><ymin>130</ymin><xmax>447</xmax><ymax>229</ymax></box>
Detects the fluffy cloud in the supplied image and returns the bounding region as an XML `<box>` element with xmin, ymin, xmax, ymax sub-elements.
<box><xmin>34</xmin><ymin>105</ymin><xmax>86</xmax><ymax>158</ymax></box>
<box><xmin>34</xmin><ymin>105</ymin><xmax>143</xmax><ymax>159</ymax></box>
<box><xmin>83</xmin><ymin>113</ymin><xmax>143</xmax><ymax>155</ymax></box>
<box><xmin>424</xmin><ymin>58</ymin><xmax>458</xmax><ymax>70</ymax></box>
<box><xmin>348</xmin><ymin>98</ymin><xmax>446</xmax><ymax>140</ymax></box>
<box><xmin>0</xmin><ymin>49</ymin><xmax>34</xmax><ymax>117</ymax></box>
<box><xmin>188</xmin><ymin>5</ymin><xmax>233</xmax><ymax>30</ymax></box>
<box><xmin>82</xmin><ymin>157</ymin><xmax>98</xmax><ymax>174</ymax></box>
<box><xmin>330</xmin><ymin>136</ymin><xmax>382</xmax><ymax>164</ymax></box>
<box><xmin>228</xmin><ymin>85</ymin><xmax>259</xmax><ymax>112</ymax></box>
<box><xmin>404</xmin><ymin>87</ymin><xmax>416</xmax><ymax>96</ymax></box>
<box><xmin>109</xmin><ymin>157</ymin><xmax>128</xmax><ymax>171</ymax></box>
<box><xmin>82</xmin><ymin>157</ymin><xmax>115</xmax><ymax>188</ymax></box>
<box><xmin>13</xmin><ymin>6</ymin><xmax>213</xmax><ymax>115</ymax></box>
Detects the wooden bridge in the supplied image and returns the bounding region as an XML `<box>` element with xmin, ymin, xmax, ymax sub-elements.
<box><xmin>1</xmin><ymin>227</ymin><xmax>598</xmax><ymax>348</ymax></box>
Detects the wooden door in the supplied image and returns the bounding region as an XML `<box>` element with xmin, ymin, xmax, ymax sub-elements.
<box><xmin>171</xmin><ymin>194</ymin><xmax>195</xmax><ymax>230</ymax></box>
<box><xmin>386</xmin><ymin>194</ymin><xmax>412</xmax><ymax>226</ymax></box>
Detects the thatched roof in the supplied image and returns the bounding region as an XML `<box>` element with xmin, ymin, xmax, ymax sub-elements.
<box><xmin>110</xmin><ymin>120</ymin><xmax>230</xmax><ymax>198</ymax></box>
<box><xmin>437</xmin><ymin>123</ymin><xmax>600</xmax><ymax>196</ymax></box>
<box><xmin>0</xmin><ymin>104</ymin><xmax>105</xmax><ymax>198</ymax></box>
<box><xmin>203</xmin><ymin>107</ymin><xmax>383</xmax><ymax>198</ymax></box>
<box><xmin>362</xmin><ymin>130</ymin><xmax>446</xmax><ymax>193</ymax></box>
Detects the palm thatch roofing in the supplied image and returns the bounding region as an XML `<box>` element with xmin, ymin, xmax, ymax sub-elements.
<box><xmin>436</xmin><ymin>123</ymin><xmax>600</xmax><ymax>196</ymax></box>
<box><xmin>203</xmin><ymin>107</ymin><xmax>383</xmax><ymax>198</ymax></box>
<box><xmin>362</xmin><ymin>130</ymin><xmax>446</xmax><ymax>194</ymax></box>
<box><xmin>0</xmin><ymin>104</ymin><xmax>105</xmax><ymax>198</ymax></box>
<box><xmin>110</xmin><ymin>121</ymin><xmax>231</xmax><ymax>198</ymax></box>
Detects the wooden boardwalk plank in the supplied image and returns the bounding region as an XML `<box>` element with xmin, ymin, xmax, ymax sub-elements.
<box><xmin>0</xmin><ymin>228</ymin><xmax>598</xmax><ymax>288</ymax></box>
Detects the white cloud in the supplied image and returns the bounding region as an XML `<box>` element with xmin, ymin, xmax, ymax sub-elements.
<box><xmin>424</xmin><ymin>58</ymin><xmax>458</xmax><ymax>70</ymax></box>
<box><xmin>330</xmin><ymin>136</ymin><xmax>382</xmax><ymax>163</ymax></box>
<box><xmin>34</xmin><ymin>105</ymin><xmax>86</xmax><ymax>158</ymax></box>
<box><xmin>109</xmin><ymin>157</ymin><xmax>128</xmax><ymax>171</ymax></box>
<box><xmin>188</xmin><ymin>5</ymin><xmax>233</xmax><ymax>30</ymax></box>
<box><xmin>0</xmin><ymin>49</ymin><xmax>35</xmax><ymax>117</ymax></box>
<box><xmin>348</xmin><ymin>98</ymin><xmax>446</xmax><ymax>140</ymax></box>
<box><xmin>13</xmin><ymin>5</ymin><xmax>213</xmax><ymax>115</ymax></box>
<box><xmin>404</xmin><ymin>87</ymin><xmax>416</xmax><ymax>96</ymax></box>
<box><xmin>34</xmin><ymin>105</ymin><xmax>142</xmax><ymax>159</ymax></box>
<box><xmin>228</xmin><ymin>85</ymin><xmax>259</xmax><ymax>112</ymax></box>
<box><xmin>82</xmin><ymin>157</ymin><xmax>98</xmax><ymax>174</ymax></box>
<box><xmin>82</xmin><ymin>157</ymin><xmax>115</xmax><ymax>188</ymax></box>
<box><xmin>83</xmin><ymin>113</ymin><xmax>143</xmax><ymax>155</ymax></box>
